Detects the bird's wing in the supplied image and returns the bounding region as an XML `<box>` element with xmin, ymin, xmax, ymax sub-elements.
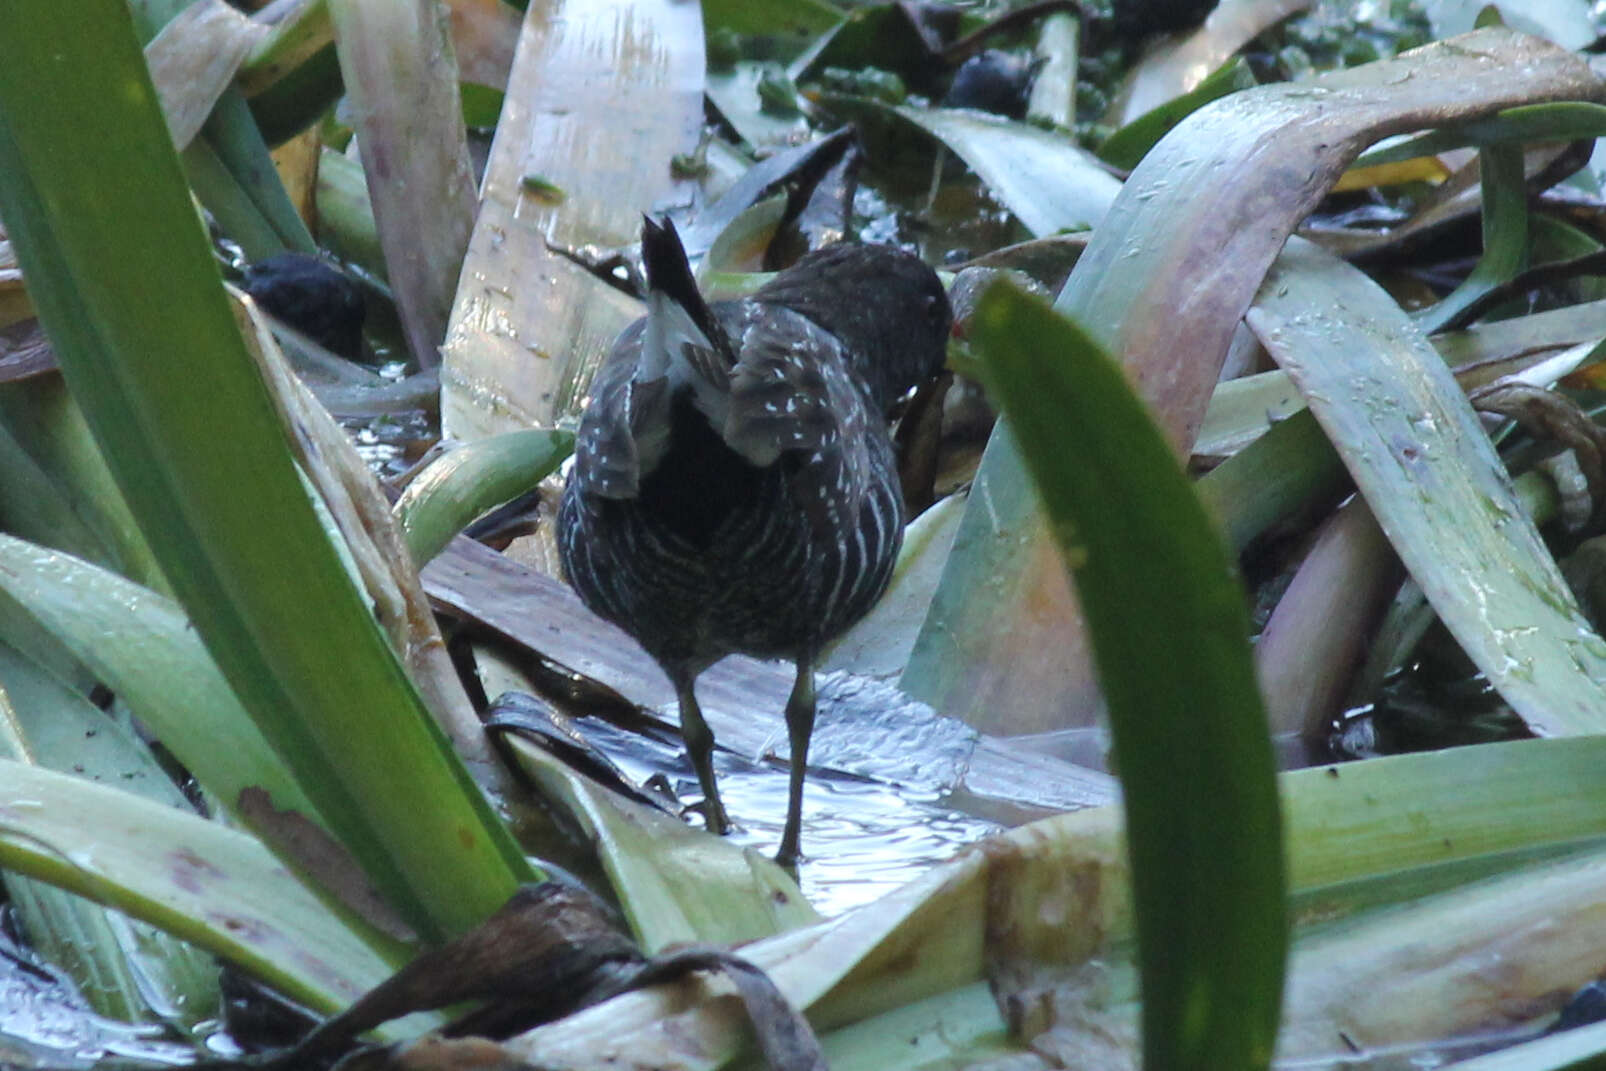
<box><xmin>724</xmin><ymin>308</ymin><xmax>875</xmax><ymax>533</ymax></box>
<box><xmin>571</xmin><ymin>319</ymin><xmax>662</xmax><ymax>499</ymax></box>
<box><xmin>723</xmin><ymin>310</ymin><xmax>846</xmax><ymax>464</ymax></box>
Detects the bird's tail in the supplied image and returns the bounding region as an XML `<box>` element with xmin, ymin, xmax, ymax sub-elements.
<box><xmin>637</xmin><ymin>216</ymin><xmax>731</xmax><ymax>394</ymax></box>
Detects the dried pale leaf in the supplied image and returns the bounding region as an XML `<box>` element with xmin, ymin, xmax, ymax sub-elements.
<box><xmin>1107</xmin><ymin>0</ymin><xmax>1311</xmax><ymax>126</ymax></box>
<box><xmin>1026</xmin><ymin>13</ymin><xmax>1078</xmax><ymax>130</ymax></box>
<box><xmin>1255</xmin><ymin>498</ymin><xmax>1398</xmax><ymax>744</ymax></box>
<box><xmin>447</xmin><ymin>0</ymin><xmax>520</xmax><ymax>91</ymax></box>
<box><xmin>439</xmin><ymin>0</ymin><xmax>704</xmax><ymax>439</ymax></box>
<box><xmin>145</xmin><ymin>0</ymin><xmax>265</xmax><ymax>150</ymax></box>
<box><xmin>329</xmin><ymin>0</ymin><xmax>476</xmax><ymax>371</ymax></box>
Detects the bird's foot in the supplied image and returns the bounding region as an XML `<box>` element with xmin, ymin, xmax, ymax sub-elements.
<box><xmin>687</xmin><ymin>795</ymin><xmax>733</xmax><ymax>835</ymax></box>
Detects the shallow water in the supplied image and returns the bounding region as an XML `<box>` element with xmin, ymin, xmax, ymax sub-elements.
<box><xmin>550</xmin><ymin>698</ymin><xmax>1003</xmax><ymax>917</ymax></box>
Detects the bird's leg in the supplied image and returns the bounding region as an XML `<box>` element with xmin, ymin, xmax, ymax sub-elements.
<box><xmin>776</xmin><ymin>657</ymin><xmax>817</xmax><ymax>870</ymax></box>
<box><xmin>675</xmin><ymin>675</ymin><xmax>731</xmax><ymax>835</ymax></box>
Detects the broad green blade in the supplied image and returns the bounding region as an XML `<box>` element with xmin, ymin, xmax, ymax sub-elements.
<box><xmin>1414</xmin><ymin>143</ymin><xmax>1528</xmax><ymax>333</ymax></box>
<box><xmin>199</xmin><ymin>89</ymin><xmax>318</xmax><ymax>254</ymax></box>
<box><xmin>0</xmin><ymin>374</ymin><xmax>166</xmax><ymax>593</ymax></box>
<box><xmin>1195</xmin><ymin>409</ymin><xmax>1347</xmax><ymax>554</ymax></box>
<box><xmin>511</xmin><ymin>735</ymin><xmax>1606</xmax><ymax>1068</ymax></box>
<box><xmin>892</xmin><ymin>105</ymin><xmax>1121</xmax><ymax>237</ymax></box>
<box><xmin>0</xmin><ymin>534</ymin><xmax>324</xmax><ymax>825</ymax></box>
<box><xmin>970</xmin><ymin>281</ymin><xmax>1286</xmax><ymax>1071</ymax></box>
<box><xmin>1356</xmin><ymin>101</ymin><xmax>1606</xmax><ymax>166</ymax></box>
<box><xmin>1283</xmin><ymin>736</ymin><xmax>1606</xmax><ymax>891</ymax></box>
<box><xmin>504</xmin><ymin>736</ymin><xmax>818</xmax><ymax>952</ymax></box>
<box><xmin>1196</xmin><ymin>299</ymin><xmax>1606</xmax><ymax>461</ymax></box>
<box><xmin>821</xmin><ymin>983</ymin><xmax>1012</xmax><ymax>1070</ymax></box>
<box><xmin>0</xmin><ymin>3</ymin><xmax>528</xmax><ymax>942</ymax></box>
<box><xmin>0</xmin><ymin>758</ymin><xmax>420</xmax><ymax>1028</ymax></box>
<box><xmin>1247</xmin><ymin>238</ymin><xmax>1606</xmax><ymax>735</ymax></box>
<box><xmin>1098</xmin><ymin>57</ymin><xmax>1256</xmax><ymax>170</ymax></box>
<box><xmin>0</xmin><ymin>645</ymin><xmax>221</xmax><ymax>1029</ymax></box>
<box><xmin>393</xmin><ymin>429</ymin><xmax>573</xmax><ymax>566</ymax></box>
<box><xmin>701</xmin><ymin>0</ymin><xmax>841</xmax><ymax>38</ymax></box>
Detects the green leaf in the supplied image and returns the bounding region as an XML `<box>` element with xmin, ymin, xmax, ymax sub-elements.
<box><xmin>503</xmin><ymin>736</ymin><xmax>819</xmax><ymax>952</ymax></box>
<box><xmin>905</xmin><ymin>28</ymin><xmax>1602</xmax><ymax>735</ymax></box>
<box><xmin>892</xmin><ymin>105</ymin><xmax>1121</xmax><ymax>237</ymax></box>
<box><xmin>0</xmin><ymin>644</ymin><xmax>222</xmax><ymax>1029</ymax></box>
<box><xmin>250</xmin><ymin>43</ymin><xmax>345</xmax><ymax>148</ymax></box>
<box><xmin>198</xmin><ymin>90</ymin><xmax>317</xmax><ymax>254</ymax></box>
<box><xmin>1355</xmin><ymin>101</ymin><xmax>1606</xmax><ymax>167</ymax></box>
<box><xmin>1413</xmin><ymin>143</ymin><xmax>1527</xmax><ymax>333</ymax></box>
<box><xmin>1247</xmin><ymin>239</ymin><xmax>1606</xmax><ymax>736</ymax></box>
<box><xmin>0</xmin><ymin>3</ymin><xmax>529</xmax><ymax>943</ymax></box>
<box><xmin>393</xmin><ymin>429</ymin><xmax>573</xmax><ymax>566</ymax></box>
<box><xmin>511</xmin><ymin>733</ymin><xmax>1606</xmax><ymax>1066</ymax></box>
<box><xmin>1098</xmin><ymin>57</ymin><xmax>1257</xmax><ymax>171</ymax></box>
<box><xmin>970</xmin><ymin>281</ymin><xmax>1287</xmax><ymax>1071</ymax></box>
<box><xmin>0</xmin><ymin>534</ymin><xmax>324</xmax><ymax>827</ymax></box>
<box><xmin>0</xmin><ymin>374</ymin><xmax>167</xmax><ymax>591</ymax></box>
<box><xmin>0</xmin><ymin>758</ymin><xmax>419</xmax><ymax>1027</ymax></box>
<box><xmin>1195</xmin><ymin>409</ymin><xmax>1347</xmax><ymax>554</ymax></box>
<box><xmin>701</xmin><ymin>0</ymin><xmax>841</xmax><ymax>39</ymax></box>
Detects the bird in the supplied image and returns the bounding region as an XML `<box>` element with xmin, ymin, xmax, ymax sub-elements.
<box><xmin>557</xmin><ymin>216</ymin><xmax>952</xmax><ymax>867</ymax></box>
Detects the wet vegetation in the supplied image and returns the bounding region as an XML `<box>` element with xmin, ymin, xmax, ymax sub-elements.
<box><xmin>4</xmin><ymin>0</ymin><xmax>1606</xmax><ymax>1068</ymax></box>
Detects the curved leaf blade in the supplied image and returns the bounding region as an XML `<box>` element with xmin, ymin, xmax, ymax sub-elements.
<box><xmin>393</xmin><ymin>429</ymin><xmax>573</xmax><ymax>566</ymax></box>
<box><xmin>971</xmin><ymin>282</ymin><xmax>1287</xmax><ymax>1071</ymax></box>
<box><xmin>1246</xmin><ymin>238</ymin><xmax>1606</xmax><ymax>735</ymax></box>
<box><xmin>0</xmin><ymin>3</ymin><xmax>529</xmax><ymax>942</ymax></box>
<box><xmin>0</xmin><ymin>758</ymin><xmax>417</xmax><ymax>1025</ymax></box>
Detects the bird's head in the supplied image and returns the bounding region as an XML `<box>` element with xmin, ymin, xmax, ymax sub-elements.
<box><xmin>755</xmin><ymin>242</ymin><xmax>952</xmax><ymax>412</ymax></box>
